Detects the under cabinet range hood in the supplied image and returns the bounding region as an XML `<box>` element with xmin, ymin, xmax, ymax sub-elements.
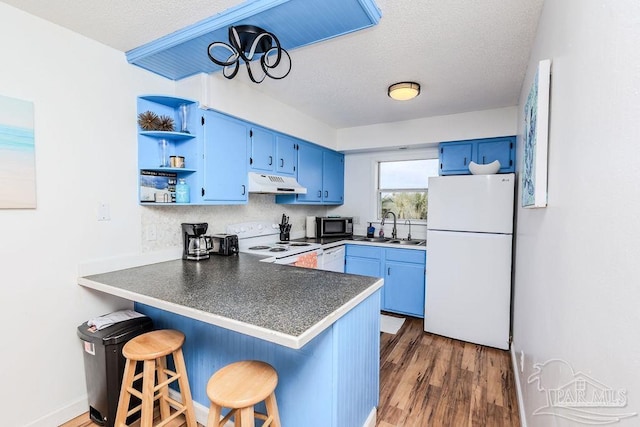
<box><xmin>248</xmin><ymin>172</ymin><xmax>307</xmax><ymax>194</ymax></box>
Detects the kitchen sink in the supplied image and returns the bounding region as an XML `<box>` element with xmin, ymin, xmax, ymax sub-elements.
<box><xmin>353</xmin><ymin>237</ymin><xmax>390</xmax><ymax>242</ymax></box>
<box><xmin>387</xmin><ymin>239</ymin><xmax>426</xmax><ymax>246</ymax></box>
<box><xmin>352</xmin><ymin>236</ymin><xmax>426</xmax><ymax>246</ymax></box>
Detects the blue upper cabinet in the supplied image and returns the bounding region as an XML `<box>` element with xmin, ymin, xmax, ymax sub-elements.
<box><xmin>249</xmin><ymin>127</ymin><xmax>276</xmax><ymax>172</ymax></box>
<box><xmin>290</xmin><ymin>141</ymin><xmax>323</xmax><ymax>203</ymax></box>
<box><xmin>137</xmin><ymin>95</ymin><xmax>340</xmax><ymax>205</ymax></box>
<box><xmin>276</xmin><ymin>141</ymin><xmax>344</xmax><ymax>205</ymax></box>
<box><xmin>201</xmin><ymin>111</ymin><xmax>249</xmax><ymax>204</ymax></box>
<box><xmin>439</xmin><ymin>142</ymin><xmax>473</xmax><ymax>175</ymax></box>
<box><xmin>476</xmin><ymin>138</ymin><xmax>515</xmax><ymax>171</ymax></box>
<box><xmin>248</xmin><ymin>129</ymin><xmax>297</xmax><ymax>177</ymax></box>
<box><xmin>276</xmin><ymin>135</ymin><xmax>298</xmax><ymax>176</ymax></box>
<box><xmin>322</xmin><ymin>150</ymin><xmax>345</xmax><ymax>204</ymax></box>
<box><xmin>125</xmin><ymin>0</ymin><xmax>382</xmax><ymax>81</ymax></box>
<box><xmin>439</xmin><ymin>136</ymin><xmax>515</xmax><ymax>175</ymax></box>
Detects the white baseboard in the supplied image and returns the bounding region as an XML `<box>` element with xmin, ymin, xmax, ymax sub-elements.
<box><xmin>363</xmin><ymin>407</ymin><xmax>377</xmax><ymax>427</ymax></box>
<box><xmin>510</xmin><ymin>346</ymin><xmax>528</xmax><ymax>427</ymax></box>
<box><xmin>25</xmin><ymin>397</ymin><xmax>88</xmax><ymax>427</ymax></box>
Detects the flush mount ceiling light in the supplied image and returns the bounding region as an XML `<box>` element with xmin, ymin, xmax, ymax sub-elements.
<box><xmin>388</xmin><ymin>82</ymin><xmax>421</xmax><ymax>101</ymax></box>
<box><xmin>207</xmin><ymin>25</ymin><xmax>291</xmax><ymax>84</ymax></box>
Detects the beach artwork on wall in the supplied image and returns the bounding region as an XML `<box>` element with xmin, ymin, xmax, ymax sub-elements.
<box><xmin>522</xmin><ymin>59</ymin><xmax>551</xmax><ymax>208</ymax></box>
<box><xmin>0</xmin><ymin>95</ymin><xmax>36</xmax><ymax>209</ymax></box>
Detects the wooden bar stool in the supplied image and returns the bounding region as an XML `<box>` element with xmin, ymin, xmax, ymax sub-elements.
<box><xmin>114</xmin><ymin>329</ymin><xmax>196</xmax><ymax>427</ymax></box>
<box><xmin>206</xmin><ymin>360</ymin><xmax>281</xmax><ymax>427</ymax></box>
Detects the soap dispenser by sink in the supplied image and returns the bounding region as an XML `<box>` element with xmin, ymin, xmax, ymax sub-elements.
<box><xmin>367</xmin><ymin>222</ymin><xmax>375</xmax><ymax>238</ymax></box>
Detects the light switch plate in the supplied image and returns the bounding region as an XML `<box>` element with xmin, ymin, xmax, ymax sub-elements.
<box><xmin>98</xmin><ymin>202</ymin><xmax>110</xmax><ymax>221</ymax></box>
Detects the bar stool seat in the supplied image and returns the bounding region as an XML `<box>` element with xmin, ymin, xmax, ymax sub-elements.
<box><xmin>206</xmin><ymin>360</ymin><xmax>281</xmax><ymax>427</ymax></box>
<box><xmin>114</xmin><ymin>329</ymin><xmax>196</xmax><ymax>427</ymax></box>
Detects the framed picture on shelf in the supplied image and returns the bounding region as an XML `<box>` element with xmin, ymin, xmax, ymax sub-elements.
<box><xmin>140</xmin><ymin>170</ymin><xmax>177</xmax><ymax>203</ymax></box>
<box><xmin>522</xmin><ymin>59</ymin><xmax>551</xmax><ymax>208</ymax></box>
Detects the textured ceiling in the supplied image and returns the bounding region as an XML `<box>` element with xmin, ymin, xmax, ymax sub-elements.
<box><xmin>1</xmin><ymin>0</ymin><xmax>544</xmax><ymax>129</ymax></box>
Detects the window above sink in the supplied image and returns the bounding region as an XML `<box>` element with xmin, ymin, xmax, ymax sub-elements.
<box><xmin>377</xmin><ymin>159</ymin><xmax>439</xmax><ymax>222</ymax></box>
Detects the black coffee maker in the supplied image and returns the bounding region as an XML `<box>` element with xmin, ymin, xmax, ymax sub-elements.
<box><xmin>181</xmin><ymin>223</ymin><xmax>211</xmax><ymax>260</ymax></box>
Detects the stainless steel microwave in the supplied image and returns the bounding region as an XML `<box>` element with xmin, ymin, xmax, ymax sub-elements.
<box><xmin>316</xmin><ymin>217</ymin><xmax>353</xmax><ymax>237</ymax></box>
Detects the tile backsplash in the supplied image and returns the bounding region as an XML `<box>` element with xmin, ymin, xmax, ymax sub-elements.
<box><xmin>141</xmin><ymin>194</ymin><xmax>324</xmax><ymax>252</ymax></box>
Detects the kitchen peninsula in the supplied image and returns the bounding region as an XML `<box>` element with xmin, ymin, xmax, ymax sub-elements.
<box><xmin>78</xmin><ymin>254</ymin><xmax>382</xmax><ymax>427</ymax></box>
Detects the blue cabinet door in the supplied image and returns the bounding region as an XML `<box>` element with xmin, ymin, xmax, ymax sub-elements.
<box><xmin>345</xmin><ymin>256</ymin><xmax>382</xmax><ymax>278</ymax></box>
<box><xmin>276</xmin><ymin>142</ymin><xmax>344</xmax><ymax>205</ymax></box>
<box><xmin>202</xmin><ymin>111</ymin><xmax>248</xmax><ymax>202</ymax></box>
<box><xmin>276</xmin><ymin>135</ymin><xmax>297</xmax><ymax>176</ymax></box>
<box><xmin>249</xmin><ymin>127</ymin><xmax>275</xmax><ymax>172</ymax></box>
<box><xmin>345</xmin><ymin>245</ymin><xmax>383</xmax><ymax>277</ymax></box>
<box><xmin>384</xmin><ymin>261</ymin><xmax>425</xmax><ymax>317</ymax></box>
<box><xmin>322</xmin><ymin>150</ymin><xmax>345</xmax><ymax>204</ymax></box>
<box><xmin>294</xmin><ymin>141</ymin><xmax>323</xmax><ymax>203</ymax></box>
<box><xmin>476</xmin><ymin>137</ymin><xmax>515</xmax><ymax>172</ymax></box>
<box><xmin>439</xmin><ymin>136</ymin><xmax>516</xmax><ymax>175</ymax></box>
<box><xmin>439</xmin><ymin>142</ymin><xmax>473</xmax><ymax>175</ymax></box>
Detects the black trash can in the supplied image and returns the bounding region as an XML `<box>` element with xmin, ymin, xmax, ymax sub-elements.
<box><xmin>77</xmin><ymin>313</ymin><xmax>153</xmax><ymax>427</ymax></box>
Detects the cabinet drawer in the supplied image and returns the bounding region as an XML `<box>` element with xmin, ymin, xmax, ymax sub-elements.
<box><xmin>385</xmin><ymin>248</ymin><xmax>425</xmax><ymax>264</ymax></box>
<box><xmin>346</xmin><ymin>245</ymin><xmax>383</xmax><ymax>259</ymax></box>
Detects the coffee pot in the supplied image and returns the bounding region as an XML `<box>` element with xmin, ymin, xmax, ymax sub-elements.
<box><xmin>181</xmin><ymin>223</ymin><xmax>211</xmax><ymax>260</ymax></box>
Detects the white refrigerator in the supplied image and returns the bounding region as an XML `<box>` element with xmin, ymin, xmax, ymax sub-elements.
<box><xmin>425</xmin><ymin>173</ymin><xmax>515</xmax><ymax>350</ymax></box>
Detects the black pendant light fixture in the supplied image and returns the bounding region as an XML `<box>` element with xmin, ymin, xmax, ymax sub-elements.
<box><xmin>207</xmin><ymin>25</ymin><xmax>292</xmax><ymax>84</ymax></box>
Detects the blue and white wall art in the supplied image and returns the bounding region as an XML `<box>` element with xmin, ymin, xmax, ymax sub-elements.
<box><xmin>522</xmin><ymin>59</ymin><xmax>551</xmax><ymax>208</ymax></box>
<box><xmin>0</xmin><ymin>95</ymin><xmax>36</xmax><ymax>209</ymax></box>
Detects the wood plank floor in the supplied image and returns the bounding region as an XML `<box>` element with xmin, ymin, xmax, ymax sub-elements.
<box><xmin>378</xmin><ymin>315</ymin><xmax>520</xmax><ymax>427</ymax></box>
<box><xmin>62</xmin><ymin>315</ymin><xmax>520</xmax><ymax>427</ymax></box>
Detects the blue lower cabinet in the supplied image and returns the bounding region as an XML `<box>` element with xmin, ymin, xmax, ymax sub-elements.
<box><xmin>345</xmin><ymin>245</ymin><xmax>383</xmax><ymax>277</ymax></box>
<box><xmin>384</xmin><ymin>260</ymin><xmax>425</xmax><ymax>318</ymax></box>
<box><xmin>345</xmin><ymin>245</ymin><xmax>426</xmax><ymax>318</ymax></box>
<box><xmin>134</xmin><ymin>292</ymin><xmax>380</xmax><ymax>427</ymax></box>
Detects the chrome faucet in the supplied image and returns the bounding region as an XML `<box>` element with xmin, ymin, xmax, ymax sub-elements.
<box><xmin>381</xmin><ymin>211</ymin><xmax>397</xmax><ymax>239</ymax></box>
<box><xmin>404</xmin><ymin>219</ymin><xmax>412</xmax><ymax>241</ymax></box>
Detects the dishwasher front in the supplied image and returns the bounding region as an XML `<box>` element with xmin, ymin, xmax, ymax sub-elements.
<box><xmin>320</xmin><ymin>245</ymin><xmax>345</xmax><ymax>272</ymax></box>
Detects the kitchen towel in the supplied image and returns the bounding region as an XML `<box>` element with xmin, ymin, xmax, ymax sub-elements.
<box><xmin>380</xmin><ymin>314</ymin><xmax>405</xmax><ymax>335</ymax></box>
<box><xmin>294</xmin><ymin>252</ymin><xmax>318</xmax><ymax>269</ymax></box>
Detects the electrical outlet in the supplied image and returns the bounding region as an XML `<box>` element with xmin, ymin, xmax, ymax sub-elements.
<box><xmin>97</xmin><ymin>202</ymin><xmax>110</xmax><ymax>221</ymax></box>
<box><xmin>520</xmin><ymin>350</ymin><xmax>525</xmax><ymax>373</ymax></box>
<box><xmin>146</xmin><ymin>224</ymin><xmax>157</xmax><ymax>241</ymax></box>
<box><xmin>353</xmin><ymin>216</ymin><xmax>360</xmax><ymax>224</ymax></box>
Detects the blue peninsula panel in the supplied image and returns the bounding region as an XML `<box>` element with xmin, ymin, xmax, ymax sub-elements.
<box><xmin>134</xmin><ymin>289</ymin><xmax>380</xmax><ymax>427</ymax></box>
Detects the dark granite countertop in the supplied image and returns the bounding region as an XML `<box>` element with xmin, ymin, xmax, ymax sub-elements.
<box><xmin>78</xmin><ymin>254</ymin><xmax>382</xmax><ymax>349</ymax></box>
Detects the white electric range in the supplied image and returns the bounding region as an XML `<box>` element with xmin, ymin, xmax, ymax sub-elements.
<box><xmin>226</xmin><ymin>221</ymin><xmax>323</xmax><ymax>265</ymax></box>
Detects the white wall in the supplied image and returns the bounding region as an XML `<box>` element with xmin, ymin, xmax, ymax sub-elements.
<box><xmin>0</xmin><ymin>4</ymin><xmax>176</xmax><ymax>426</ymax></box>
<box><xmin>176</xmin><ymin>73</ymin><xmax>338</xmax><ymax>149</ymax></box>
<box><xmin>337</xmin><ymin>106</ymin><xmax>518</xmax><ymax>152</ymax></box>
<box><xmin>512</xmin><ymin>1</ymin><xmax>640</xmax><ymax>426</ymax></box>
<box><xmin>331</xmin><ymin>106</ymin><xmax>519</xmax><ymax>237</ymax></box>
